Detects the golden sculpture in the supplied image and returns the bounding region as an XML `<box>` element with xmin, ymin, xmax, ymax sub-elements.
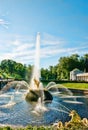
<box><xmin>34</xmin><ymin>78</ymin><xmax>40</xmax><ymax>88</ymax></box>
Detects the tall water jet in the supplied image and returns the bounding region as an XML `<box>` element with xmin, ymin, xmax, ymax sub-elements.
<box><xmin>25</xmin><ymin>33</ymin><xmax>53</xmax><ymax>102</ymax></box>
<box><xmin>34</xmin><ymin>32</ymin><xmax>40</xmax><ymax>79</ymax></box>
<box><xmin>31</xmin><ymin>32</ymin><xmax>40</xmax><ymax>90</ymax></box>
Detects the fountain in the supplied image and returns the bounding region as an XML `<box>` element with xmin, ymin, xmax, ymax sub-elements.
<box><xmin>0</xmin><ymin>33</ymin><xmax>88</xmax><ymax>127</ymax></box>
<box><xmin>25</xmin><ymin>32</ymin><xmax>53</xmax><ymax>102</ymax></box>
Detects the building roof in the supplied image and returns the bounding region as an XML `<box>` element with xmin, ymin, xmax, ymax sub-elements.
<box><xmin>70</xmin><ymin>68</ymin><xmax>83</xmax><ymax>74</ymax></box>
<box><xmin>77</xmin><ymin>73</ymin><xmax>88</xmax><ymax>76</ymax></box>
<box><xmin>70</xmin><ymin>68</ymin><xmax>80</xmax><ymax>72</ymax></box>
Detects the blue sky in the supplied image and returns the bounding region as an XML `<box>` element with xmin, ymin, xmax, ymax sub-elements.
<box><xmin>0</xmin><ymin>0</ymin><xmax>88</xmax><ymax>68</ymax></box>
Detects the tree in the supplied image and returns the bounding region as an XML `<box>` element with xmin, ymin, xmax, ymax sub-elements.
<box><xmin>48</xmin><ymin>65</ymin><xmax>57</xmax><ymax>80</ymax></box>
<box><xmin>84</xmin><ymin>54</ymin><xmax>88</xmax><ymax>72</ymax></box>
<box><xmin>0</xmin><ymin>59</ymin><xmax>26</xmax><ymax>80</ymax></box>
<box><xmin>1</xmin><ymin>59</ymin><xmax>16</xmax><ymax>74</ymax></box>
<box><xmin>25</xmin><ymin>65</ymin><xmax>32</xmax><ymax>82</ymax></box>
<box><xmin>41</xmin><ymin>68</ymin><xmax>50</xmax><ymax>80</ymax></box>
<box><xmin>56</xmin><ymin>54</ymin><xmax>81</xmax><ymax>80</ymax></box>
<box><xmin>70</xmin><ymin>54</ymin><xmax>79</xmax><ymax>61</ymax></box>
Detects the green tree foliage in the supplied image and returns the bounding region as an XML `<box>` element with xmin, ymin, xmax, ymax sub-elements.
<box><xmin>0</xmin><ymin>59</ymin><xmax>16</xmax><ymax>74</ymax></box>
<box><xmin>48</xmin><ymin>65</ymin><xmax>57</xmax><ymax>80</ymax></box>
<box><xmin>14</xmin><ymin>63</ymin><xmax>26</xmax><ymax>78</ymax></box>
<box><xmin>25</xmin><ymin>65</ymin><xmax>33</xmax><ymax>82</ymax></box>
<box><xmin>57</xmin><ymin>55</ymin><xmax>80</xmax><ymax>80</ymax></box>
<box><xmin>41</xmin><ymin>54</ymin><xmax>88</xmax><ymax>80</ymax></box>
<box><xmin>0</xmin><ymin>53</ymin><xmax>88</xmax><ymax>81</ymax></box>
<box><xmin>0</xmin><ymin>59</ymin><xmax>29</xmax><ymax>80</ymax></box>
<box><xmin>41</xmin><ymin>68</ymin><xmax>50</xmax><ymax>80</ymax></box>
<box><xmin>41</xmin><ymin>66</ymin><xmax>58</xmax><ymax>80</ymax></box>
<box><xmin>83</xmin><ymin>54</ymin><xmax>88</xmax><ymax>72</ymax></box>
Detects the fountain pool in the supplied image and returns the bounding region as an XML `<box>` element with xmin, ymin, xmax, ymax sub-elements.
<box><xmin>0</xmin><ymin>85</ymin><xmax>88</xmax><ymax>127</ymax></box>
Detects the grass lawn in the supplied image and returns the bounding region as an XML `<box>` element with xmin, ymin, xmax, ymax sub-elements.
<box><xmin>60</xmin><ymin>82</ymin><xmax>88</xmax><ymax>90</ymax></box>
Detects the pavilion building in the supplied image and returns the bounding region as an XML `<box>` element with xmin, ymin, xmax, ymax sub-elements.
<box><xmin>70</xmin><ymin>68</ymin><xmax>88</xmax><ymax>81</ymax></box>
<box><xmin>76</xmin><ymin>73</ymin><xmax>88</xmax><ymax>82</ymax></box>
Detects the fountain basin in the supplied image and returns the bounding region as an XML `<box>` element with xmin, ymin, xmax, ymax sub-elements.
<box><xmin>0</xmin><ymin>87</ymin><xmax>88</xmax><ymax>127</ymax></box>
<box><xmin>25</xmin><ymin>89</ymin><xmax>53</xmax><ymax>102</ymax></box>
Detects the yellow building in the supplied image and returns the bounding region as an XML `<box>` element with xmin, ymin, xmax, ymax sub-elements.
<box><xmin>77</xmin><ymin>73</ymin><xmax>88</xmax><ymax>82</ymax></box>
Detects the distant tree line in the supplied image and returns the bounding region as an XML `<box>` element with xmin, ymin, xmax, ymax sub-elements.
<box><xmin>0</xmin><ymin>59</ymin><xmax>32</xmax><ymax>82</ymax></box>
<box><xmin>41</xmin><ymin>54</ymin><xmax>88</xmax><ymax>80</ymax></box>
<box><xmin>0</xmin><ymin>54</ymin><xmax>88</xmax><ymax>81</ymax></box>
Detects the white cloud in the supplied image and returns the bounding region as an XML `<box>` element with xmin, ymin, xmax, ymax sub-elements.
<box><xmin>0</xmin><ymin>19</ymin><xmax>9</xmax><ymax>29</ymax></box>
<box><xmin>41</xmin><ymin>33</ymin><xmax>64</xmax><ymax>46</ymax></box>
<box><xmin>0</xmin><ymin>53</ymin><xmax>13</xmax><ymax>61</ymax></box>
<box><xmin>12</xmin><ymin>40</ymin><xmax>21</xmax><ymax>46</ymax></box>
<box><xmin>43</xmin><ymin>33</ymin><xmax>62</xmax><ymax>41</ymax></box>
<box><xmin>0</xmin><ymin>32</ymin><xmax>88</xmax><ymax>66</ymax></box>
<box><xmin>14</xmin><ymin>43</ymin><xmax>34</xmax><ymax>52</ymax></box>
<box><xmin>42</xmin><ymin>40</ymin><xmax>64</xmax><ymax>46</ymax></box>
<box><xmin>40</xmin><ymin>41</ymin><xmax>88</xmax><ymax>59</ymax></box>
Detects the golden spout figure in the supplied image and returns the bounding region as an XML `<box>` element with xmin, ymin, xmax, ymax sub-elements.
<box><xmin>69</xmin><ymin>110</ymin><xmax>81</xmax><ymax>123</ymax></box>
<box><xmin>34</xmin><ymin>78</ymin><xmax>40</xmax><ymax>88</ymax></box>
